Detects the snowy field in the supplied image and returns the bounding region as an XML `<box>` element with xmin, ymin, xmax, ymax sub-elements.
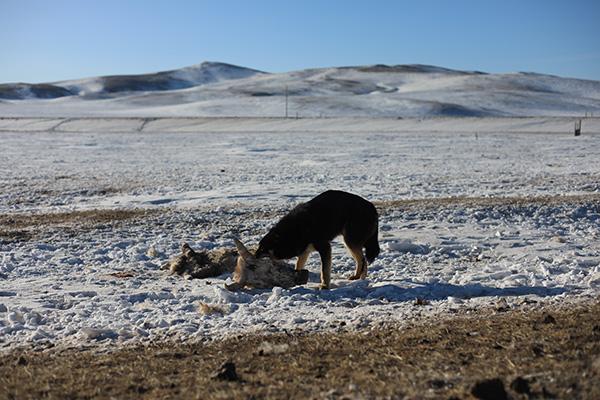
<box><xmin>1</xmin><ymin>118</ymin><xmax>600</xmax><ymax>351</ymax></box>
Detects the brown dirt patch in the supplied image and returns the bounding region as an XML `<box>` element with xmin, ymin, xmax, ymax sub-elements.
<box><xmin>1</xmin><ymin>301</ymin><xmax>599</xmax><ymax>399</ymax></box>
<box><xmin>375</xmin><ymin>193</ymin><xmax>600</xmax><ymax>214</ymax></box>
<box><xmin>0</xmin><ymin>209</ymin><xmax>156</xmax><ymax>242</ymax></box>
<box><xmin>214</xmin><ymin>193</ymin><xmax>600</xmax><ymax>224</ymax></box>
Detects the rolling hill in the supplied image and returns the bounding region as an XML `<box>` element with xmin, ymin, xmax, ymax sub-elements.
<box><xmin>1</xmin><ymin>61</ymin><xmax>599</xmax><ymax>117</ymax></box>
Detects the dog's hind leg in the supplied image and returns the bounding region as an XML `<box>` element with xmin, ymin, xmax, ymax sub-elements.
<box><xmin>313</xmin><ymin>242</ymin><xmax>332</xmax><ymax>289</ymax></box>
<box><xmin>345</xmin><ymin>244</ymin><xmax>367</xmax><ymax>280</ymax></box>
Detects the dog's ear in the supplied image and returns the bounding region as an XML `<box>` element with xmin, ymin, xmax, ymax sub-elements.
<box><xmin>234</xmin><ymin>238</ymin><xmax>254</xmax><ymax>260</ymax></box>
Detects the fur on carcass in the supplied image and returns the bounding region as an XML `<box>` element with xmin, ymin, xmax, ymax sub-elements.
<box><xmin>162</xmin><ymin>243</ymin><xmax>238</xmax><ymax>279</ymax></box>
<box><xmin>162</xmin><ymin>240</ymin><xmax>308</xmax><ymax>290</ymax></box>
<box><xmin>225</xmin><ymin>239</ymin><xmax>309</xmax><ymax>291</ymax></box>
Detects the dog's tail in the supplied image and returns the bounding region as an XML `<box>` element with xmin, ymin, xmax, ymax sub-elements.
<box><xmin>365</xmin><ymin>226</ymin><xmax>380</xmax><ymax>264</ymax></box>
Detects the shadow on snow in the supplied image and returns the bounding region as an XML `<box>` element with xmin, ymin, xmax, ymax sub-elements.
<box><xmin>288</xmin><ymin>280</ymin><xmax>567</xmax><ymax>303</ymax></box>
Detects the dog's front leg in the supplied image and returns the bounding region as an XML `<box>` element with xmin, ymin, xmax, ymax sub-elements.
<box><xmin>314</xmin><ymin>242</ymin><xmax>332</xmax><ymax>289</ymax></box>
<box><xmin>295</xmin><ymin>244</ymin><xmax>314</xmax><ymax>271</ymax></box>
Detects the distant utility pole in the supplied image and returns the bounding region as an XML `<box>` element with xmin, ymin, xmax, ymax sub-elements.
<box><xmin>285</xmin><ymin>85</ymin><xmax>289</xmax><ymax>118</ymax></box>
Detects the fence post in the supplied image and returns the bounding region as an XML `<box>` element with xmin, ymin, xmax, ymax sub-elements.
<box><xmin>574</xmin><ymin>119</ymin><xmax>581</xmax><ymax>136</ymax></box>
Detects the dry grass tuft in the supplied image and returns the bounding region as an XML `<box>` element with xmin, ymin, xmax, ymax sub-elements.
<box><xmin>198</xmin><ymin>302</ymin><xmax>229</xmax><ymax>316</ymax></box>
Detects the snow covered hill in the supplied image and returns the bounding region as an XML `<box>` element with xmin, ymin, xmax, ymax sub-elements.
<box><xmin>1</xmin><ymin>62</ymin><xmax>599</xmax><ymax>117</ymax></box>
<box><xmin>0</xmin><ymin>62</ymin><xmax>264</xmax><ymax>100</ymax></box>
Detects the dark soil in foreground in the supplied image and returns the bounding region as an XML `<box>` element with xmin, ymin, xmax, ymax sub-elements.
<box><xmin>1</xmin><ymin>302</ymin><xmax>599</xmax><ymax>400</ymax></box>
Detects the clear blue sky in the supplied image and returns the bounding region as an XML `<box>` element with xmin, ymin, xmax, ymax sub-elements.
<box><xmin>1</xmin><ymin>0</ymin><xmax>599</xmax><ymax>83</ymax></box>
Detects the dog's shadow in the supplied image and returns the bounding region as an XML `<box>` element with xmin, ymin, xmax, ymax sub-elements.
<box><xmin>288</xmin><ymin>278</ymin><xmax>567</xmax><ymax>303</ymax></box>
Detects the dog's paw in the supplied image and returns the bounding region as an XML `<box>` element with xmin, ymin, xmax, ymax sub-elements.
<box><xmin>347</xmin><ymin>274</ymin><xmax>360</xmax><ymax>280</ymax></box>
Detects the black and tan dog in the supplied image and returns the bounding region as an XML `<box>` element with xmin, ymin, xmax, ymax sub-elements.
<box><xmin>255</xmin><ymin>190</ymin><xmax>380</xmax><ymax>289</ymax></box>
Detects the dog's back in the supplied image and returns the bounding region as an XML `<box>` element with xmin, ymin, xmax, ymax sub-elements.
<box><xmin>300</xmin><ymin>190</ymin><xmax>379</xmax><ymax>261</ymax></box>
<box><xmin>256</xmin><ymin>190</ymin><xmax>379</xmax><ymax>288</ymax></box>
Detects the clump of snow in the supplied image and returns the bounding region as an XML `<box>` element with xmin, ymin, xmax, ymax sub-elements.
<box><xmin>385</xmin><ymin>240</ymin><xmax>430</xmax><ymax>254</ymax></box>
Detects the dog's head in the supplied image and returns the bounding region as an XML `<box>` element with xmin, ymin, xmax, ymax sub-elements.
<box><xmin>255</xmin><ymin>231</ymin><xmax>279</xmax><ymax>259</ymax></box>
<box><xmin>256</xmin><ymin>228</ymin><xmax>303</xmax><ymax>260</ymax></box>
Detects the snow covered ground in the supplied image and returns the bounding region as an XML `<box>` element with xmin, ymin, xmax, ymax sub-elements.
<box><xmin>1</xmin><ymin>119</ymin><xmax>600</xmax><ymax>351</ymax></box>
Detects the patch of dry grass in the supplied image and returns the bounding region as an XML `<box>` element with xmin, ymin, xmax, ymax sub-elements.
<box><xmin>0</xmin><ymin>209</ymin><xmax>156</xmax><ymax>242</ymax></box>
<box><xmin>1</xmin><ymin>301</ymin><xmax>599</xmax><ymax>399</ymax></box>
<box><xmin>375</xmin><ymin>193</ymin><xmax>600</xmax><ymax>213</ymax></box>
